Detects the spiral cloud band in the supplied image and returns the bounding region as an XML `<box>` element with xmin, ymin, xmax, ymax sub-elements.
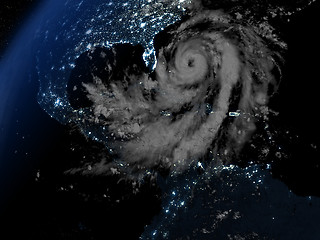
<box><xmin>67</xmin><ymin>10</ymin><xmax>284</xmax><ymax>176</ymax></box>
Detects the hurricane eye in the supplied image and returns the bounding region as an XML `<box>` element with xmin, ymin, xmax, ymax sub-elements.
<box><xmin>187</xmin><ymin>58</ymin><xmax>195</xmax><ymax>67</ymax></box>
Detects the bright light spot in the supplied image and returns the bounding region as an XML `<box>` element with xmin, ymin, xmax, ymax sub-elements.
<box><xmin>197</xmin><ymin>162</ymin><xmax>204</xmax><ymax>168</ymax></box>
<box><xmin>86</xmin><ymin>43</ymin><xmax>92</xmax><ymax>49</ymax></box>
<box><xmin>54</xmin><ymin>98</ymin><xmax>62</xmax><ymax>107</ymax></box>
<box><xmin>229</xmin><ymin>111</ymin><xmax>241</xmax><ymax>117</ymax></box>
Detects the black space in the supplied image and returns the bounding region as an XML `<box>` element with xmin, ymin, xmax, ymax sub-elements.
<box><xmin>0</xmin><ymin>0</ymin><xmax>42</xmax><ymax>57</ymax></box>
<box><xmin>267</xmin><ymin>0</ymin><xmax>320</xmax><ymax>196</ymax></box>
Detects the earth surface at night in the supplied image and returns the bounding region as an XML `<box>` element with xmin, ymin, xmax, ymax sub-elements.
<box><xmin>1</xmin><ymin>0</ymin><xmax>320</xmax><ymax>239</ymax></box>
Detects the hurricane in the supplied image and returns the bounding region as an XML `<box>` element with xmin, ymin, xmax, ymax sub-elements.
<box><xmin>21</xmin><ymin>0</ymin><xmax>320</xmax><ymax>238</ymax></box>
<box><xmin>65</xmin><ymin>7</ymin><xmax>285</xmax><ymax>178</ymax></box>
